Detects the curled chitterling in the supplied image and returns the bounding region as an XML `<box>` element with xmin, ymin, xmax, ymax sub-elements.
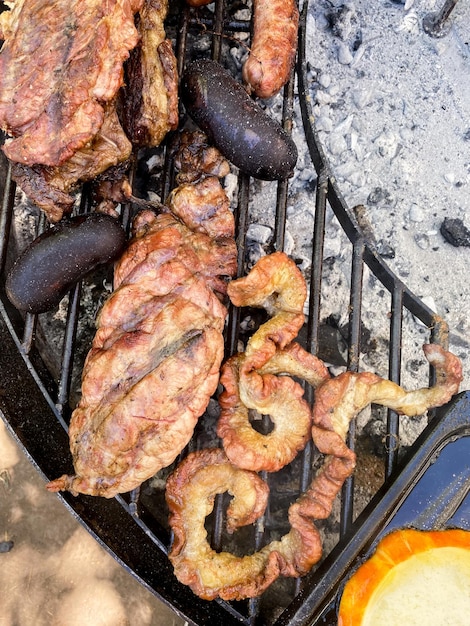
<box><xmin>227</xmin><ymin>251</ymin><xmax>307</xmax><ymax>373</ymax></box>
<box><xmin>167</xmin><ymin>250</ymin><xmax>463</xmax><ymax>601</ymax></box>
<box><xmin>166</xmin><ymin>343</ymin><xmax>462</xmax><ymax>601</ymax></box>
<box><xmin>218</xmin><ymin>342</ymin><xmax>330</xmax><ymax>472</ymax></box>
<box><xmin>312</xmin><ymin>343</ymin><xmax>463</xmax><ymax>443</ymax></box>
<box><xmin>217</xmin><ymin>252</ymin><xmax>329</xmax><ymax>472</ymax></box>
<box><xmin>166</xmin><ymin>446</ymin><xmax>343</xmax><ymax>601</ymax></box>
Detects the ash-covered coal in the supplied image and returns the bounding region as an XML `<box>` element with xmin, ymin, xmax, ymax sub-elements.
<box><xmin>440</xmin><ymin>217</ymin><xmax>470</xmax><ymax>248</ymax></box>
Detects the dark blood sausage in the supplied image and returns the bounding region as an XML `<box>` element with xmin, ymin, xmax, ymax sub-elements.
<box><xmin>181</xmin><ymin>59</ymin><xmax>298</xmax><ymax>181</ymax></box>
<box><xmin>6</xmin><ymin>213</ymin><xmax>126</xmax><ymax>314</ymax></box>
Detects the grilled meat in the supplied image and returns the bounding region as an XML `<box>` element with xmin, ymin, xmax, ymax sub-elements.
<box><xmin>182</xmin><ymin>0</ymin><xmax>299</xmax><ymax>99</ymax></box>
<box><xmin>172</xmin><ymin>130</ymin><xmax>231</xmax><ymax>185</ymax></box>
<box><xmin>0</xmin><ymin>0</ymin><xmax>179</xmax><ymax>222</ymax></box>
<box><xmin>0</xmin><ymin>0</ymin><xmax>143</xmax><ymax>167</ymax></box>
<box><xmin>218</xmin><ymin>253</ymin><xmax>330</xmax><ymax>472</ymax></box>
<box><xmin>166</xmin><ymin>252</ymin><xmax>462</xmax><ymax>601</ymax></box>
<box><xmin>242</xmin><ymin>0</ymin><xmax>299</xmax><ymax>99</ymax></box>
<box><xmin>312</xmin><ymin>343</ymin><xmax>463</xmax><ymax>439</ymax></box>
<box><xmin>10</xmin><ymin>104</ymin><xmax>132</xmax><ymax>222</ymax></box>
<box><xmin>47</xmin><ymin>174</ymin><xmax>237</xmax><ymax>498</ymax></box>
<box><xmin>219</xmin><ymin>342</ymin><xmax>330</xmax><ymax>473</ymax></box>
<box><xmin>121</xmin><ymin>0</ymin><xmax>179</xmax><ymax>147</ymax></box>
<box><xmin>166</xmin><ymin>437</ymin><xmax>351</xmax><ymax>601</ymax></box>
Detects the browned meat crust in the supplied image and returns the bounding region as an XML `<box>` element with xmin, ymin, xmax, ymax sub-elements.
<box><xmin>312</xmin><ymin>343</ymin><xmax>463</xmax><ymax>440</ymax></box>
<box><xmin>121</xmin><ymin>0</ymin><xmax>179</xmax><ymax>147</ymax></box>
<box><xmin>165</xmin><ymin>423</ymin><xmax>352</xmax><ymax>600</ymax></box>
<box><xmin>227</xmin><ymin>251</ymin><xmax>307</xmax><ymax>369</ymax></box>
<box><xmin>47</xmin><ymin>175</ymin><xmax>236</xmax><ymax>498</ymax></box>
<box><xmin>0</xmin><ymin>0</ymin><xmax>143</xmax><ymax>167</ymax></box>
<box><xmin>172</xmin><ymin>130</ymin><xmax>231</xmax><ymax>185</ymax></box>
<box><xmin>242</xmin><ymin>0</ymin><xmax>299</xmax><ymax>99</ymax></box>
<box><xmin>1</xmin><ymin>0</ymin><xmax>178</xmax><ymax>222</ymax></box>
<box><xmin>10</xmin><ymin>103</ymin><xmax>132</xmax><ymax>222</ymax></box>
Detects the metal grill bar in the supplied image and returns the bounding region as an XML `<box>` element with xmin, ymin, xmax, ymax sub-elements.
<box><xmin>340</xmin><ymin>236</ymin><xmax>364</xmax><ymax>537</ymax></box>
<box><xmin>56</xmin><ymin>283</ymin><xmax>81</xmax><ymax>417</ymax></box>
<box><xmin>0</xmin><ymin>159</ymin><xmax>14</xmax><ymax>269</ymax></box>
<box><xmin>385</xmin><ymin>285</ymin><xmax>404</xmax><ymax>479</ymax></box>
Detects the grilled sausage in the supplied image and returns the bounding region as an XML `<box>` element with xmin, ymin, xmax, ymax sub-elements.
<box><xmin>6</xmin><ymin>213</ymin><xmax>126</xmax><ymax>314</ymax></box>
<box><xmin>242</xmin><ymin>0</ymin><xmax>299</xmax><ymax>99</ymax></box>
<box><xmin>181</xmin><ymin>59</ymin><xmax>297</xmax><ymax>180</ymax></box>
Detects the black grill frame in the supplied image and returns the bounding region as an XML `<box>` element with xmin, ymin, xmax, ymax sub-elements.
<box><xmin>0</xmin><ymin>1</ymin><xmax>466</xmax><ymax>625</ymax></box>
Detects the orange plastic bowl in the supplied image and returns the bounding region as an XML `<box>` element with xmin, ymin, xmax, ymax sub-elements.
<box><xmin>338</xmin><ymin>528</ymin><xmax>470</xmax><ymax>626</ymax></box>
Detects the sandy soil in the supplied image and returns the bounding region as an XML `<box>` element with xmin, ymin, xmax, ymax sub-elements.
<box><xmin>0</xmin><ymin>420</ymin><xmax>185</xmax><ymax>626</ymax></box>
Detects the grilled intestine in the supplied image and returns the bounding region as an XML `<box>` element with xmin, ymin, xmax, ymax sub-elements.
<box><xmin>46</xmin><ymin>139</ymin><xmax>237</xmax><ymax>498</ymax></box>
<box><xmin>165</xmin><ymin>252</ymin><xmax>463</xmax><ymax>601</ymax></box>
<box><xmin>218</xmin><ymin>252</ymin><xmax>330</xmax><ymax>472</ymax></box>
<box><xmin>0</xmin><ymin>0</ymin><xmax>178</xmax><ymax>222</ymax></box>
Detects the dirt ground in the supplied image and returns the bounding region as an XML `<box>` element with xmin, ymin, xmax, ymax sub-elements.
<box><xmin>0</xmin><ymin>419</ymin><xmax>186</xmax><ymax>626</ymax></box>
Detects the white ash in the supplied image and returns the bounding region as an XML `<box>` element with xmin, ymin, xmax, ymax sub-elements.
<box><xmin>299</xmin><ymin>0</ymin><xmax>470</xmax><ymax>388</ymax></box>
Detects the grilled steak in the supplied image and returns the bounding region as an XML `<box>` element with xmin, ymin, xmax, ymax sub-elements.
<box><xmin>10</xmin><ymin>103</ymin><xmax>132</xmax><ymax>221</ymax></box>
<box><xmin>0</xmin><ymin>0</ymin><xmax>143</xmax><ymax>167</ymax></box>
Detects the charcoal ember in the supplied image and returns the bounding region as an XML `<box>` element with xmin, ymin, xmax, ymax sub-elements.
<box><xmin>0</xmin><ymin>540</ymin><xmax>14</xmax><ymax>553</ymax></box>
<box><xmin>339</xmin><ymin>316</ymin><xmax>376</xmax><ymax>355</ymax></box>
<box><xmin>362</xmin><ymin>415</ymin><xmax>387</xmax><ymax>457</ymax></box>
<box><xmin>247</xmin><ymin>223</ymin><xmax>272</xmax><ymax>246</ymax></box>
<box><xmin>367</xmin><ymin>187</ymin><xmax>393</xmax><ymax>205</ymax></box>
<box><xmin>353</xmin><ymin>204</ymin><xmax>377</xmax><ymax>243</ymax></box>
<box><xmin>245</xmin><ymin>241</ymin><xmax>266</xmax><ymax>269</ymax></box>
<box><xmin>440</xmin><ymin>217</ymin><xmax>470</xmax><ymax>247</ymax></box>
<box><xmin>376</xmin><ymin>239</ymin><xmax>395</xmax><ymax>259</ymax></box>
<box><xmin>414</xmin><ymin>233</ymin><xmax>430</xmax><ymax>251</ymax></box>
<box><xmin>326</xmin><ymin>4</ymin><xmax>358</xmax><ymax>41</ymax></box>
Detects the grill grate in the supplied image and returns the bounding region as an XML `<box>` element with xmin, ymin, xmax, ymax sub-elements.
<box><xmin>0</xmin><ymin>1</ymin><xmax>460</xmax><ymax>625</ymax></box>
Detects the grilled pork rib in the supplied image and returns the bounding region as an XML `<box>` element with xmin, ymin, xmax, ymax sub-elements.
<box><xmin>47</xmin><ymin>175</ymin><xmax>237</xmax><ymax>497</ymax></box>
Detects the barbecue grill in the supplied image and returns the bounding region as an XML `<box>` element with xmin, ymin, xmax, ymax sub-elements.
<box><xmin>1</xmin><ymin>1</ymin><xmax>469</xmax><ymax>624</ymax></box>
